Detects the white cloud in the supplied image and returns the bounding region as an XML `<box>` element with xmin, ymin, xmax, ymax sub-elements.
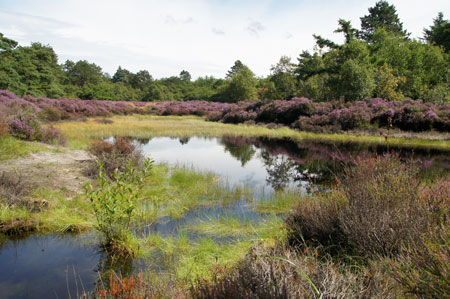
<box><xmin>0</xmin><ymin>0</ymin><xmax>449</xmax><ymax>79</ymax></box>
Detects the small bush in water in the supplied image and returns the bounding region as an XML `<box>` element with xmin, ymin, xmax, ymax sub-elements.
<box><xmin>85</xmin><ymin>158</ymin><xmax>153</xmax><ymax>257</ymax></box>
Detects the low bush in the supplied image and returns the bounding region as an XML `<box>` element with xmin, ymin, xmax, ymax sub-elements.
<box><xmin>2</xmin><ymin>89</ymin><xmax>450</xmax><ymax>133</ymax></box>
<box><xmin>286</xmin><ymin>192</ymin><xmax>348</xmax><ymax>255</ymax></box>
<box><xmin>87</xmin><ymin>137</ymin><xmax>145</xmax><ymax>178</ymax></box>
<box><xmin>85</xmin><ymin>158</ymin><xmax>152</xmax><ymax>257</ymax></box>
<box><xmin>0</xmin><ymin>171</ymin><xmax>35</xmax><ymax>209</ymax></box>
<box><xmin>190</xmin><ymin>244</ymin><xmax>398</xmax><ymax>299</ymax></box>
<box><xmin>41</xmin><ymin>125</ymin><xmax>67</xmax><ymax>145</ymax></box>
<box><xmin>0</xmin><ymin>119</ymin><xmax>8</xmax><ymax>138</ymax></box>
<box><xmin>392</xmin><ymin>176</ymin><xmax>450</xmax><ymax>298</ymax></box>
<box><xmin>8</xmin><ymin>112</ymin><xmax>42</xmax><ymax>141</ymax></box>
<box><xmin>337</xmin><ymin>155</ymin><xmax>425</xmax><ymax>257</ymax></box>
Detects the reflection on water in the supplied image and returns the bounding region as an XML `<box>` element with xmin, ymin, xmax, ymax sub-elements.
<box><xmin>139</xmin><ymin>136</ymin><xmax>450</xmax><ymax>192</ymax></box>
<box><xmin>1</xmin><ymin>136</ymin><xmax>449</xmax><ymax>298</ymax></box>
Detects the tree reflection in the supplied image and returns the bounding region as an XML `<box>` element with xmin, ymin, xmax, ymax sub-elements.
<box><xmin>179</xmin><ymin>137</ymin><xmax>190</xmax><ymax>145</ymax></box>
<box><xmin>260</xmin><ymin>150</ymin><xmax>298</xmax><ymax>190</ymax></box>
<box><xmin>220</xmin><ymin>138</ymin><xmax>256</xmax><ymax>167</ymax></box>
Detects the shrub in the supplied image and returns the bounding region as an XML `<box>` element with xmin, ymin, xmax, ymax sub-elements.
<box><xmin>8</xmin><ymin>112</ymin><xmax>42</xmax><ymax>140</ymax></box>
<box><xmin>41</xmin><ymin>125</ymin><xmax>67</xmax><ymax>145</ymax></box>
<box><xmin>190</xmin><ymin>244</ymin><xmax>398</xmax><ymax>298</ymax></box>
<box><xmin>39</xmin><ymin>105</ymin><xmax>63</xmax><ymax>121</ymax></box>
<box><xmin>393</xmin><ymin>223</ymin><xmax>450</xmax><ymax>298</ymax></box>
<box><xmin>0</xmin><ymin>171</ymin><xmax>41</xmax><ymax>210</ymax></box>
<box><xmin>87</xmin><ymin>137</ymin><xmax>145</xmax><ymax>178</ymax></box>
<box><xmin>392</xmin><ymin>176</ymin><xmax>450</xmax><ymax>298</ymax></box>
<box><xmin>0</xmin><ymin>119</ymin><xmax>8</xmax><ymax>138</ymax></box>
<box><xmin>286</xmin><ymin>192</ymin><xmax>348</xmax><ymax>254</ymax></box>
<box><xmin>85</xmin><ymin>158</ymin><xmax>152</xmax><ymax>257</ymax></box>
<box><xmin>337</xmin><ymin>155</ymin><xmax>425</xmax><ymax>257</ymax></box>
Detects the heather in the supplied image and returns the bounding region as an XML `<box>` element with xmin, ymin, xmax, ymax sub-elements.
<box><xmin>189</xmin><ymin>155</ymin><xmax>450</xmax><ymax>299</ymax></box>
<box><xmin>2</xmin><ymin>90</ymin><xmax>450</xmax><ymax>135</ymax></box>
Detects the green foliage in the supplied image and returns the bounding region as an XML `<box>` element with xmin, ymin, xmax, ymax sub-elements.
<box><xmin>338</xmin><ymin>59</ymin><xmax>375</xmax><ymax>101</ymax></box>
<box><xmin>0</xmin><ymin>39</ymin><xmax>65</xmax><ymax>97</ymax></box>
<box><xmin>179</xmin><ymin>70</ymin><xmax>191</xmax><ymax>82</ymax></box>
<box><xmin>360</xmin><ymin>0</ymin><xmax>408</xmax><ymax>42</ymax></box>
<box><xmin>222</xmin><ymin>65</ymin><xmax>258</xmax><ymax>102</ymax></box>
<box><xmin>85</xmin><ymin>158</ymin><xmax>153</xmax><ymax>252</ymax></box>
<box><xmin>63</xmin><ymin>59</ymin><xmax>104</xmax><ymax>87</ymax></box>
<box><xmin>265</xmin><ymin>56</ymin><xmax>299</xmax><ymax>100</ymax></box>
<box><xmin>424</xmin><ymin>12</ymin><xmax>450</xmax><ymax>53</ymax></box>
<box><xmin>226</xmin><ymin>60</ymin><xmax>246</xmax><ymax>79</ymax></box>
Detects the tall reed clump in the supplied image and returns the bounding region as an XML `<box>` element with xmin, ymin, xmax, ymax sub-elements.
<box><xmin>337</xmin><ymin>155</ymin><xmax>426</xmax><ymax>257</ymax></box>
<box><xmin>87</xmin><ymin>137</ymin><xmax>145</xmax><ymax>178</ymax></box>
<box><xmin>85</xmin><ymin>158</ymin><xmax>153</xmax><ymax>258</ymax></box>
<box><xmin>285</xmin><ymin>154</ymin><xmax>449</xmax><ymax>297</ymax></box>
<box><xmin>392</xmin><ymin>176</ymin><xmax>450</xmax><ymax>298</ymax></box>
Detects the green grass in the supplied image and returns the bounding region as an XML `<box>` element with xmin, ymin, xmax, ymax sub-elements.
<box><xmin>253</xmin><ymin>190</ymin><xmax>310</xmax><ymax>214</ymax></box>
<box><xmin>187</xmin><ymin>214</ymin><xmax>285</xmax><ymax>240</ymax></box>
<box><xmin>0</xmin><ymin>136</ymin><xmax>51</xmax><ymax>161</ymax></box>
<box><xmin>136</xmin><ymin>165</ymin><xmax>246</xmax><ymax>222</ymax></box>
<box><xmin>54</xmin><ymin>115</ymin><xmax>450</xmax><ymax>150</ymax></box>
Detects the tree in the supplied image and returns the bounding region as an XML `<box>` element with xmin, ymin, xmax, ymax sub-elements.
<box><xmin>0</xmin><ymin>33</ymin><xmax>18</xmax><ymax>52</ymax></box>
<box><xmin>0</xmin><ymin>38</ymin><xmax>65</xmax><ymax>97</ymax></box>
<box><xmin>223</xmin><ymin>65</ymin><xmax>257</xmax><ymax>102</ymax></box>
<box><xmin>424</xmin><ymin>12</ymin><xmax>450</xmax><ymax>52</ymax></box>
<box><xmin>130</xmin><ymin>70</ymin><xmax>153</xmax><ymax>90</ymax></box>
<box><xmin>338</xmin><ymin>59</ymin><xmax>375</xmax><ymax>101</ymax></box>
<box><xmin>267</xmin><ymin>56</ymin><xmax>298</xmax><ymax>100</ymax></box>
<box><xmin>179</xmin><ymin>70</ymin><xmax>191</xmax><ymax>82</ymax></box>
<box><xmin>226</xmin><ymin>60</ymin><xmax>246</xmax><ymax>79</ymax></box>
<box><xmin>64</xmin><ymin>60</ymin><xmax>104</xmax><ymax>87</ymax></box>
<box><xmin>360</xmin><ymin>1</ymin><xmax>408</xmax><ymax>42</ymax></box>
<box><xmin>112</xmin><ymin>66</ymin><xmax>132</xmax><ymax>84</ymax></box>
<box><xmin>335</xmin><ymin>19</ymin><xmax>358</xmax><ymax>44</ymax></box>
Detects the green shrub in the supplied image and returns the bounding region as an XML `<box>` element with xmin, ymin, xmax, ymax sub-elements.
<box><xmin>85</xmin><ymin>158</ymin><xmax>153</xmax><ymax>257</ymax></box>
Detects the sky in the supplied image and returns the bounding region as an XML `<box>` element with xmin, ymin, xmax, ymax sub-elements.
<box><xmin>0</xmin><ymin>0</ymin><xmax>449</xmax><ymax>79</ymax></box>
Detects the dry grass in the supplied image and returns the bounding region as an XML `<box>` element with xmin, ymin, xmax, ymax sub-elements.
<box><xmin>54</xmin><ymin>115</ymin><xmax>450</xmax><ymax>150</ymax></box>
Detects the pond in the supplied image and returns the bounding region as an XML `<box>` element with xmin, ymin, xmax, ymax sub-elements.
<box><xmin>1</xmin><ymin>136</ymin><xmax>449</xmax><ymax>298</ymax></box>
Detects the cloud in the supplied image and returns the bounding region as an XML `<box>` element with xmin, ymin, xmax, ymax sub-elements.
<box><xmin>246</xmin><ymin>21</ymin><xmax>265</xmax><ymax>36</ymax></box>
<box><xmin>212</xmin><ymin>27</ymin><xmax>225</xmax><ymax>35</ymax></box>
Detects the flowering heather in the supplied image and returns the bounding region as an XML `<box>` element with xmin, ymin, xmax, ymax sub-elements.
<box><xmin>0</xmin><ymin>90</ymin><xmax>449</xmax><ymax>132</ymax></box>
<box><xmin>8</xmin><ymin>112</ymin><xmax>42</xmax><ymax>140</ymax></box>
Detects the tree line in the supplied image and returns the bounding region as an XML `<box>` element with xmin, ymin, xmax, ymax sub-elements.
<box><xmin>0</xmin><ymin>1</ymin><xmax>449</xmax><ymax>104</ymax></box>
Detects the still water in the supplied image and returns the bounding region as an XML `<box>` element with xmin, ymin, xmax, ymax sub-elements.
<box><xmin>1</xmin><ymin>136</ymin><xmax>448</xmax><ymax>298</ymax></box>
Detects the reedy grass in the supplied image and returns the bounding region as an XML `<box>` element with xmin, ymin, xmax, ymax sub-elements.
<box><xmin>136</xmin><ymin>165</ymin><xmax>245</xmax><ymax>222</ymax></box>
<box><xmin>175</xmin><ymin>238</ymin><xmax>252</xmax><ymax>282</ymax></box>
<box><xmin>253</xmin><ymin>189</ymin><xmax>309</xmax><ymax>214</ymax></box>
<box><xmin>54</xmin><ymin>115</ymin><xmax>450</xmax><ymax>150</ymax></box>
<box><xmin>0</xmin><ymin>188</ymin><xmax>94</xmax><ymax>233</ymax></box>
<box><xmin>187</xmin><ymin>214</ymin><xmax>285</xmax><ymax>241</ymax></box>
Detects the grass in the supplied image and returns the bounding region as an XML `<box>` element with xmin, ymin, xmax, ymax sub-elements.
<box><xmin>253</xmin><ymin>189</ymin><xmax>309</xmax><ymax>214</ymax></box>
<box><xmin>0</xmin><ymin>187</ymin><xmax>94</xmax><ymax>233</ymax></box>
<box><xmin>136</xmin><ymin>165</ymin><xmax>246</xmax><ymax>222</ymax></box>
<box><xmin>54</xmin><ymin>115</ymin><xmax>450</xmax><ymax>150</ymax></box>
<box><xmin>143</xmin><ymin>232</ymin><xmax>253</xmax><ymax>282</ymax></box>
<box><xmin>187</xmin><ymin>214</ymin><xmax>285</xmax><ymax>241</ymax></box>
<box><xmin>0</xmin><ymin>136</ymin><xmax>52</xmax><ymax>161</ymax></box>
